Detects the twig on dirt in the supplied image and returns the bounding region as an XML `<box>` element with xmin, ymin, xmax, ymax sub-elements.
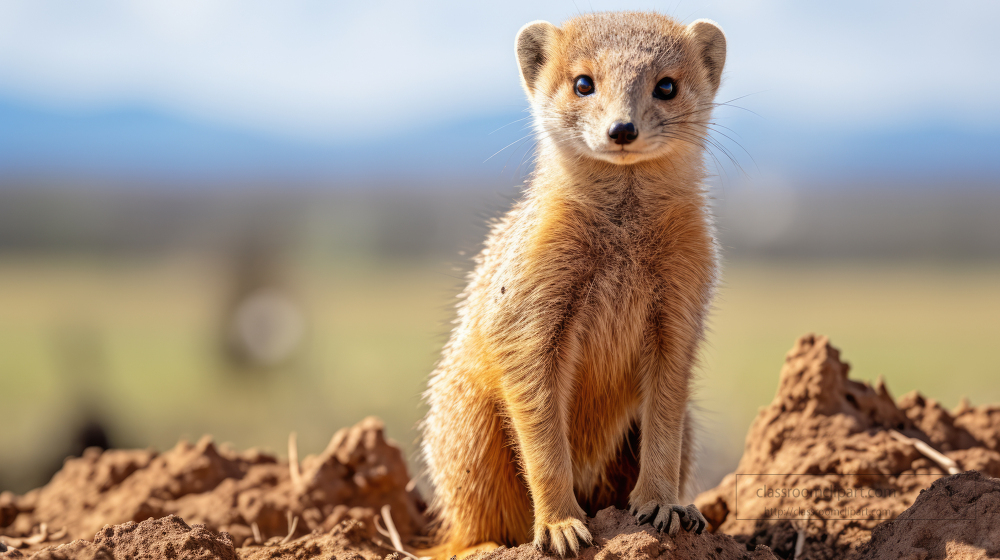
<box><xmin>791</xmin><ymin>511</ymin><xmax>813</xmax><ymax>560</ymax></box>
<box><xmin>1</xmin><ymin>522</ymin><xmax>63</xmax><ymax>549</ymax></box>
<box><xmin>379</xmin><ymin>505</ymin><xmax>429</xmax><ymax>560</ymax></box>
<box><xmin>374</xmin><ymin>515</ymin><xmax>394</xmax><ymax>540</ymax></box>
<box><xmin>288</xmin><ymin>432</ymin><xmax>303</xmax><ymax>490</ymax></box>
<box><xmin>251</xmin><ymin>522</ymin><xmax>262</xmax><ymax>544</ymax></box>
<box><xmin>22</xmin><ymin>523</ymin><xmax>50</xmax><ymax>546</ymax></box>
<box><xmin>380</xmin><ymin>505</ymin><xmax>406</xmax><ymax>553</ymax></box>
<box><xmin>793</xmin><ymin>523</ymin><xmax>806</xmax><ymax>560</ymax></box>
<box><xmin>889</xmin><ymin>430</ymin><xmax>961</xmax><ymax>475</ymax></box>
<box><xmin>280</xmin><ymin>510</ymin><xmax>299</xmax><ymax>545</ymax></box>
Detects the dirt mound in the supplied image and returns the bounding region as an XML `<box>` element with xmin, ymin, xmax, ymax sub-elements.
<box><xmin>1</xmin><ymin>417</ymin><xmax>424</xmax><ymax>556</ymax></box>
<box><xmin>4</xmin><ymin>334</ymin><xmax>1000</xmax><ymax>559</ymax></box>
<box><xmin>0</xmin><ymin>514</ymin><xmax>398</xmax><ymax>560</ymax></box>
<box><xmin>239</xmin><ymin>517</ymin><xmax>395</xmax><ymax>560</ymax></box>
<box><xmin>471</xmin><ymin>507</ymin><xmax>778</xmax><ymax>560</ymax></box>
<box><xmin>90</xmin><ymin>515</ymin><xmax>238</xmax><ymax>560</ymax></box>
<box><xmin>694</xmin><ymin>334</ymin><xmax>1000</xmax><ymax>559</ymax></box>
<box><xmin>855</xmin><ymin>471</ymin><xmax>1000</xmax><ymax>559</ymax></box>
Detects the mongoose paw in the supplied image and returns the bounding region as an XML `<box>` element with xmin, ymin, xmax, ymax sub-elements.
<box><xmin>629</xmin><ymin>501</ymin><xmax>707</xmax><ymax>537</ymax></box>
<box><xmin>533</xmin><ymin>517</ymin><xmax>592</xmax><ymax>557</ymax></box>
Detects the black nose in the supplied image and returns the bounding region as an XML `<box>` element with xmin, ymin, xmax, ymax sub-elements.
<box><xmin>609</xmin><ymin>122</ymin><xmax>638</xmax><ymax>145</ymax></box>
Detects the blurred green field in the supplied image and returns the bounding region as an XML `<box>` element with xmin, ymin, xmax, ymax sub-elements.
<box><xmin>1</xmin><ymin>256</ymin><xmax>997</xmax><ymax>494</ymax></box>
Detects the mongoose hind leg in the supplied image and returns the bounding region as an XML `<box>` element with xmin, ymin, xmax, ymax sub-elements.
<box><xmin>424</xmin><ymin>380</ymin><xmax>532</xmax><ymax>556</ymax></box>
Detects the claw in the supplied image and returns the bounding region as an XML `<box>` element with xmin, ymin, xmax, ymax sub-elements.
<box><xmin>681</xmin><ymin>509</ymin><xmax>695</xmax><ymax>531</ymax></box>
<box><xmin>638</xmin><ymin>508</ymin><xmax>657</xmax><ymax>525</ymax></box>
<box><xmin>667</xmin><ymin>509</ymin><xmax>680</xmax><ymax>537</ymax></box>
<box><xmin>533</xmin><ymin>527</ymin><xmax>548</xmax><ymax>552</ymax></box>
<box><xmin>653</xmin><ymin>506</ymin><xmax>681</xmax><ymax>537</ymax></box>
<box><xmin>634</xmin><ymin>501</ymin><xmax>660</xmax><ymax>525</ymax></box>
<box><xmin>566</xmin><ymin>531</ymin><xmax>581</xmax><ymax>557</ymax></box>
<box><xmin>534</xmin><ymin>518</ymin><xmax>592</xmax><ymax>558</ymax></box>
<box><xmin>633</xmin><ymin>501</ymin><xmax>708</xmax><ymax>537</ymax></box>
<box><xmin>686</xmin><ymin>504</ymin><xmax>708</xmax><ymax>534</ymax></box>
<box><xmin>551</xmin><ymin>527</ymin><xmax>567</xmax><ymax>557</ymax></box>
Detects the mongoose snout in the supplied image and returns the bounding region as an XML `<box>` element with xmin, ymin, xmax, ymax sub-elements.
<box><xmin>609</xmin><ymin>122</ymin><xmax>638</xmax><ymax>144</ymax></box>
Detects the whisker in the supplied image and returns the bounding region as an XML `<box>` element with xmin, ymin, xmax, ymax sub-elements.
<box><xmin>500</xmin><ymin>135</ymin><xmax>538</xmax><ymax>176</ymax></box>
<box><xmin>489</xmin><ymin>116</ymin><xmax>533</xmax><ymax>135</ymax></box>
<box><xmin>675</xmin><ymin>122</ymin><xmax>753</xmax><ymax>177</ymax></box>
<box><xmin>485</xmin><ymin>133</ymin><xmax>535</xmax><ymax>163</ymax></box>
<box><xmin>712</xmin><ymin>101</ymin><xmax>763</xmax><ymax>119</ymax></box>
<box><xmin>700</xmin><ymin>125</ymin><xmax>759</xmax><ymax>175</ymax></box>
<box><xmin>514</xmin><ymin>141</ymin><xmax>539</xmax><ymax>179</ymax></box>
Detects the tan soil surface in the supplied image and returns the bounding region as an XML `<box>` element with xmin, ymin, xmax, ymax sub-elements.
<box><xmin>1</xmin><ymin>416</ymin><xmax>423</xmax><ymax>557</ymax></box>
<box><xmin>694</xmin><ymin>334</ymin><xmax>1000</xmax><ymax>559</ymax></box>
<box><xmin>470</xmin><ymin>507</ymin><xmax>779</xmax><ymax>560</ymax></box>
<box><xmin>854</xmin><ymin>471</ymin><xmax>1000</xmax><ymax>559</ymax></box>
<box><xmin>2</xmin><ymin>334</ymin><xmax>999</xmax><ymax>559</ymax></box>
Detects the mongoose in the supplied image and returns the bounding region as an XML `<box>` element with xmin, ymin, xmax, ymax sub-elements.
<box><xmin>421</xmin><ymin>11</ymin><xmax>725</xmax><ymax>558</ymax></box>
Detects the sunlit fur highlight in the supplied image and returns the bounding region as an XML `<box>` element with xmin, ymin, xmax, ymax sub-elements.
<box><xmin>421</xmin><ymin>11</ymin><xmax>726</xmax><ymax>559</ymax></box>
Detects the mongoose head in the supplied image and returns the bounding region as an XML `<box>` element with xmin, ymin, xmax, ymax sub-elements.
<box><xmin>516</xmin><ymin>12</ymin><xmax>726</xmax><ymax>166</ymax></box>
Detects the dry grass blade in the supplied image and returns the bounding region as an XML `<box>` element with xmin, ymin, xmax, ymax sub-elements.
<box><xmin>791</xmin><ymin>513</ymin><xmax>812</xmax><ymax>560</ymax></box>
<box><xmin>23</xmin><ymin>522</ymin><xmax>48</xmax><ymax>545</ymax></box>
<box><xmin>288</xmin><ymin>432</ymin><xmax>302</xmax><ymax>490</ymax></box>
<box><xmin>280</xmin><ymin>510</ymin><xmax>299</xmax><ymax>545</ymax></box>
<box><xmin>1</xmin><ymin>522</ymin><xmax>55</xmax><ymax>549</ymax></box>
<box><xmin>374</xmin><ymin>515</ymin><xmax>393</xmax><ymax>540</ymax></box>
<box><xmin>379</xmin><ymin>505</ymin><xmax>429</xmax><ymax>560</ymax></box>
<box><xmin>889</xmin><ymin>430</ymin><xmax>961</xmax><ymax>475</ymax></box>
<box><xmin>793</xmin><ymin>523</ymin><xmax>806</xmax><ymax>559</ymax></box>
<box><xmin>380</xmin><ymin>505</ymin><xmax>406</xmax><ymax>553</ymax></box>
<box><xmin>251</xmin><ymin>521</ymin><xmax>262</xmax><ymax>544</ymax></box>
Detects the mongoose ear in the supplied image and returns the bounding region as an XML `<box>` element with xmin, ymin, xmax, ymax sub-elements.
<box><xmin>515</xmin><ymin>20</ymin><xmax>558</xmax><ymax>96</ymax></box>
<box><xmin>687</xmin><ymin>19</ymin><xmax>727</xmax><ymax>95</ymax></box>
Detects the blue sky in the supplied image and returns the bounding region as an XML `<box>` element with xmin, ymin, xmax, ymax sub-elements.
<box><xmin>0</xmin><ymin>0</ymin><xmax>998</xmax><ymax>185</ymax></box>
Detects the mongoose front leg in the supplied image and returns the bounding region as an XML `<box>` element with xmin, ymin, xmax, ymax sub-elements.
<box><xmin>628</xmin><ymin>325</ymin><xmax>708</xmax><ymax>537</ymax></box>
<box><xmin>503</xmin><ymin>364</ymin><xmax>592</xmax><ymax>557</ymax></box>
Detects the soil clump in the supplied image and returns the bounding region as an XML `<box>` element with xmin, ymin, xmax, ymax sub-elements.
<box><xmin>470</xmin><ymin>507</ymin><xmax>779</xmax><ymax>560</ymax></box>
<box><xmin>695</xmin><ymin>334</ymin><xmax>1000</xmax><ymax>558</ymax></box>
<box><xmin>855</xmin><ymin>471</ymin><xmax>1000</xmax><ymax>559</ymax></box>
<box><xmin>1</xmin><ymin>417</ymin><xmax>422</xmax><ymax>557</ymax></box>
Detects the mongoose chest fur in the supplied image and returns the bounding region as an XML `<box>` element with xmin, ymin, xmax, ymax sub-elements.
<box><xmin>421</xmin><ymin>10</ymin><xmax>726</xmax><ymax>558</ymax></box>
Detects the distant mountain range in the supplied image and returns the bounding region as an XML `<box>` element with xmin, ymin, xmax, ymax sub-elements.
<box><xmin>0</xmin><ymin>96</ymin><xmax>997</xmax><ymax>188</ymax></box>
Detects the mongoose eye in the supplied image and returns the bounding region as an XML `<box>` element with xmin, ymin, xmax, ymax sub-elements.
<box><xmin>574</xmin><ymin>75</ymin><xmax>595</xmax><ymax>96</ymax></box>
<box><xmin>653</xmin><ymin>77</ymin><xmax>678</xmax><ymax>100</ymax></box>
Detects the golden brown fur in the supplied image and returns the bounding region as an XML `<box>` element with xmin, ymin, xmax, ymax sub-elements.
<box><xmin>420</xmin><ymin>11</ymin><xmax>727</xmax><ymax>558</ymax></box>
